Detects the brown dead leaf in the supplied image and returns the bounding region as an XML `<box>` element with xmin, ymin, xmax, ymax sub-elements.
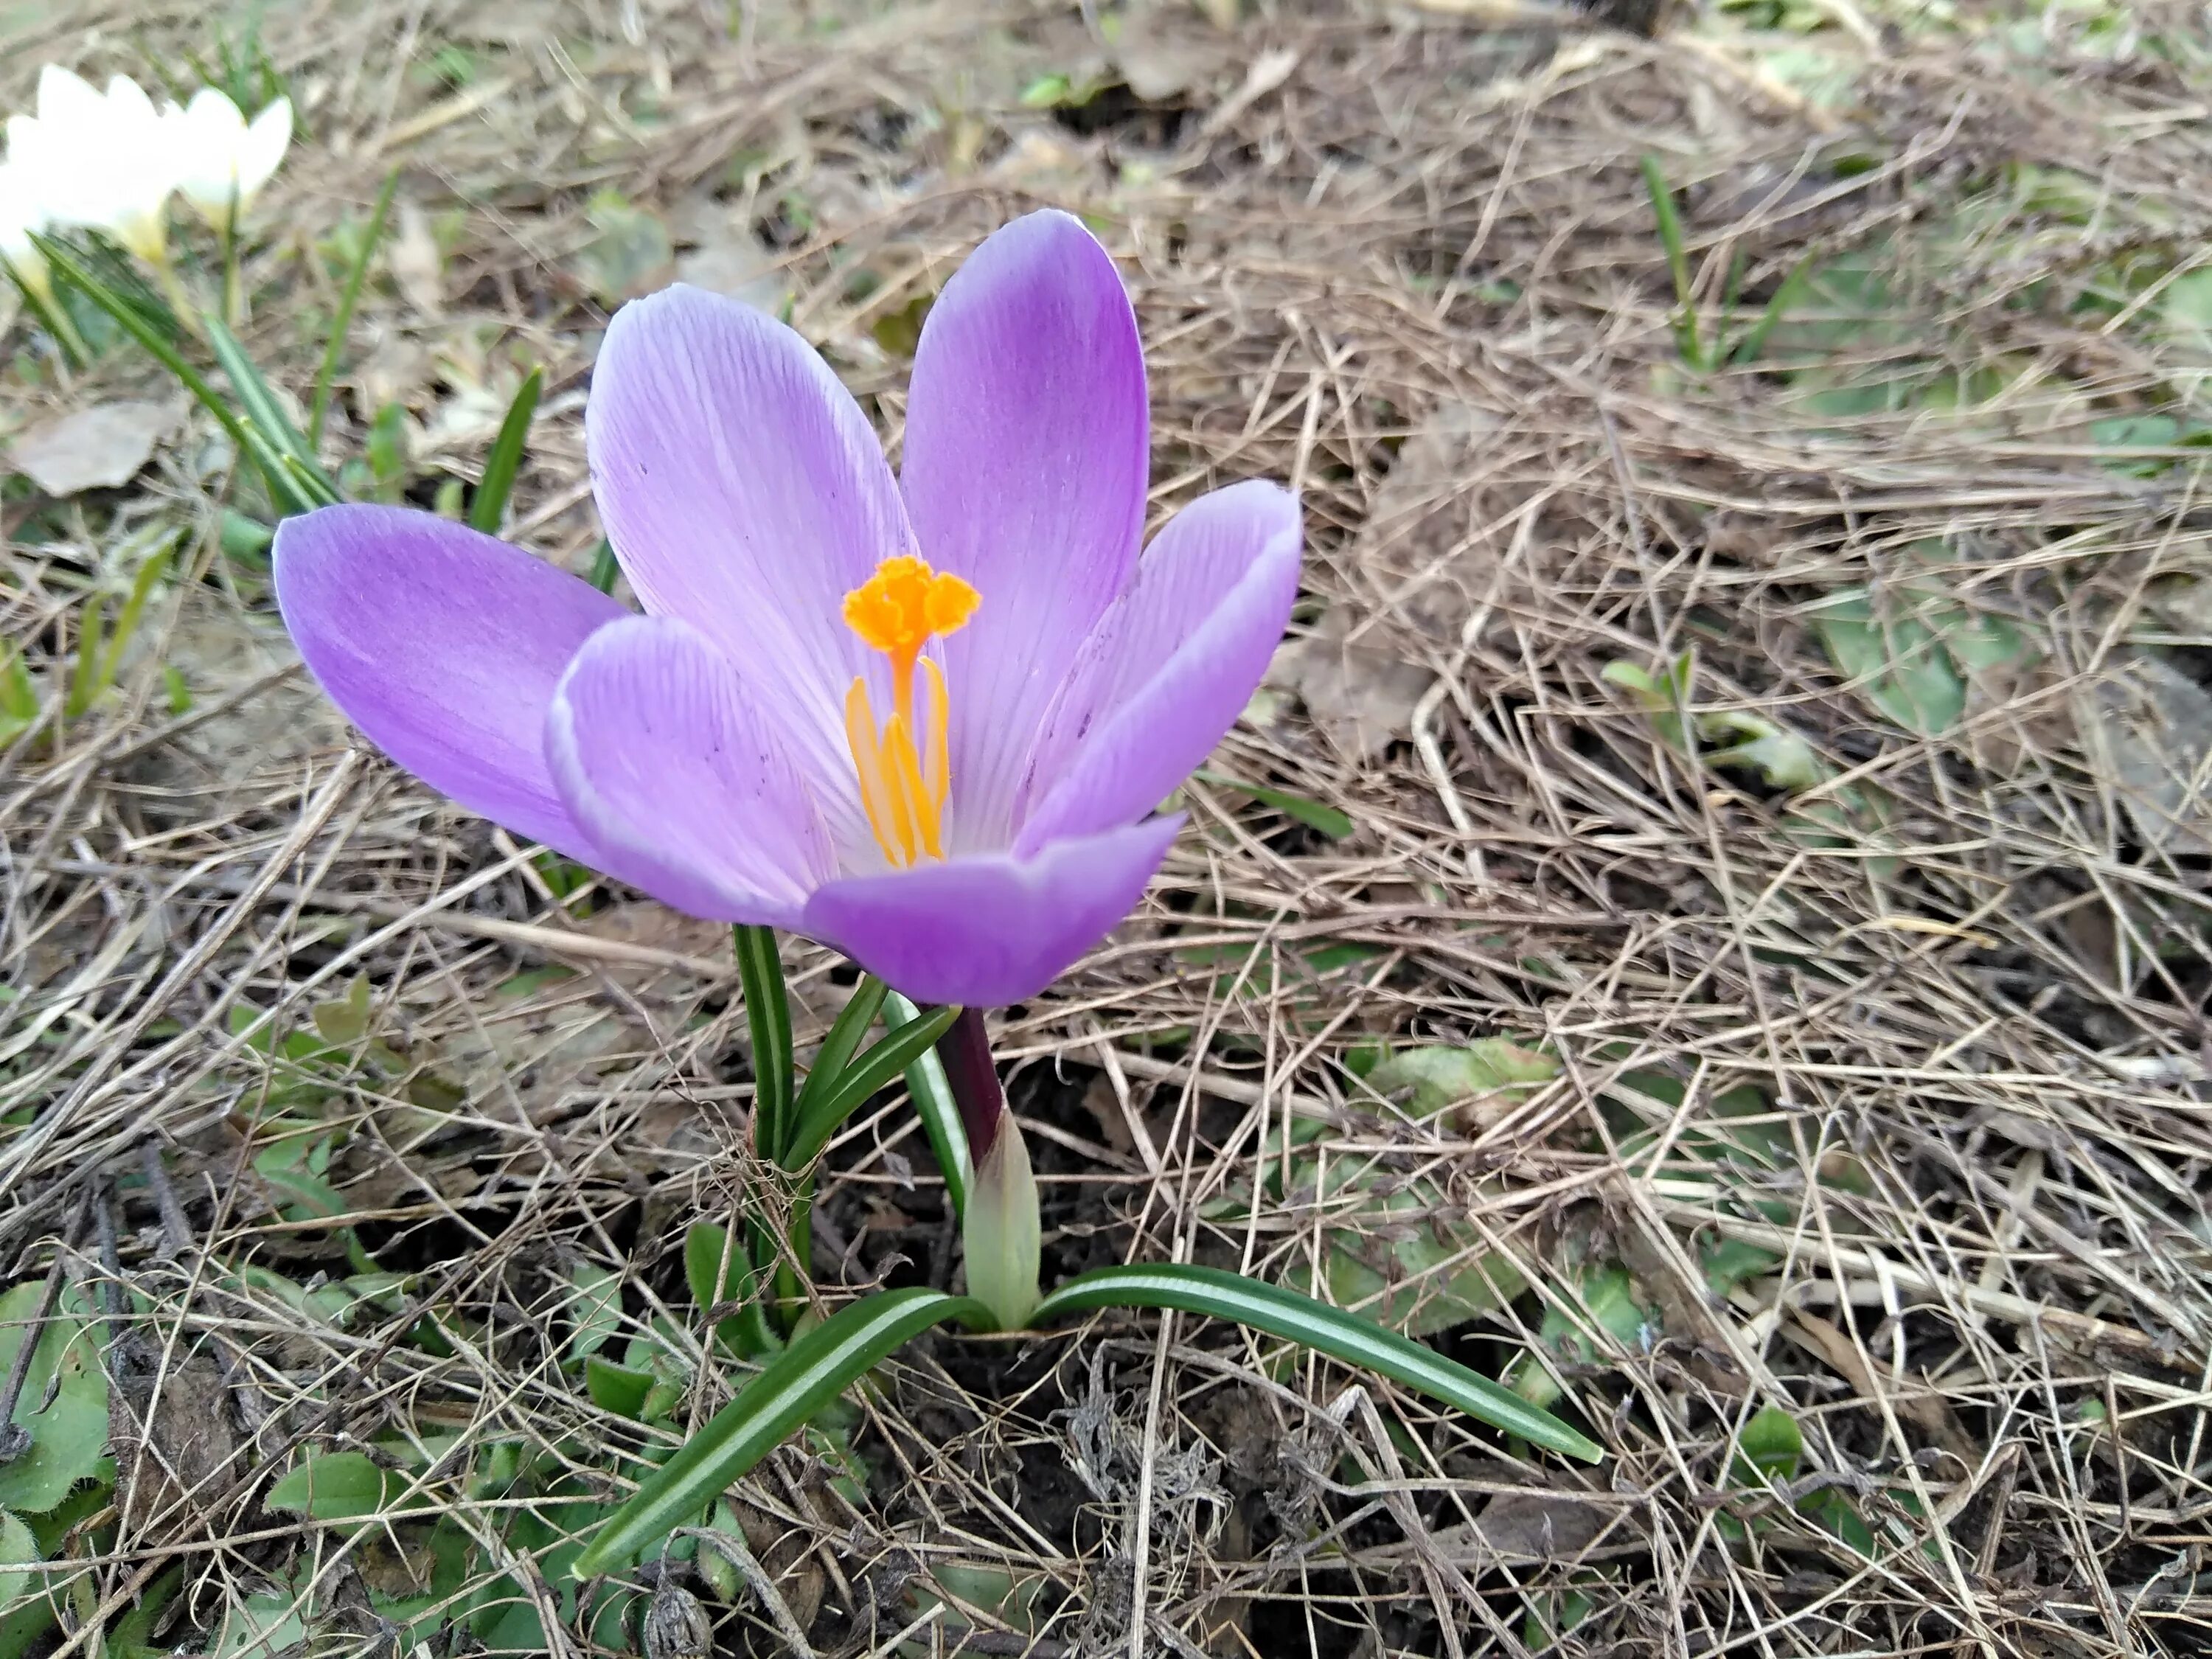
<box><xmin>2087</xmin><ymin>653</ymin><xmax>2212</xmax><ymax>854</ymax></box>
<box><xmin>8</xmin><ymin>398</ymin><xmax>184</xmax><ymax>495</ymax></box>
<box><xmin>108</xmin><ymin>1339</ymin><xmax>242</xmax><ymax>1545</ymax></box>
<box><xmin>389</xmin><ymin>201</ymin><xmax>446</xmax><ymax>317</ymax></box>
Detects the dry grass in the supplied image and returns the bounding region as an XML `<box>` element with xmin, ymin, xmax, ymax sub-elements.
<box><xmin>4</xmin><ymin>0</ymin><xmax>2212</xmax><ymax>1655</ymax></box>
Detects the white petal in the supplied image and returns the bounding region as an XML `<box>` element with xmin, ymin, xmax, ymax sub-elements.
<box><xmin>236</xmin><ymin>97</ymin><xmax>291</xmax><ymax>200</ymax></box>
<box><xmin>35</xmin><ymin>66</ymin><xmax>103</xmax><ymax>124</ymax></box>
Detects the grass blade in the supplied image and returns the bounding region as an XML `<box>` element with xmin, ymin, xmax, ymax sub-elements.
<box><xmin>784</xmin><ymin>1001</ymin><xmax>959</xmax><ymax>1171</ymax></box>
<box><xmin>884</xmin><ymin>990</ymin><xmax>970</xmax><ymax>1221</ymax></box>
<box><xmin>469</xmin><ymin>366</ymin><xmax>542</xmax><ymax>533</ymax></box>
<box><xmin>97</xmin><ymin>533</ymin><xmax>177</xmax><ymax>694</ymax></box>
<box><xmin>309</xmin><ymin>167</ymin><xmax>399</xmax><ymax>449</ymax></box>
<box><xmin>571</xmin><ymin>1287</ymin><xmax>990</xmax><ymax>1576</ymax></box>
<box><xmin>1728</xmin><ymin>254</ymin><xmax>1813</xmax><ymax>366</ymax></box>
<box><xmin>1031</xmin><ymin>1264</ymin><xmax>1604</xmax><ymax>1462</ymax></box>
<box><xmin>786</xmin><ymin>975</ymin><xmax>890</xmax><ymax>1161</ymax></box>
<box><xmin>733</xmin><ymin>926</ymin><xmax>794</xmax><ymax>1165</ymax></box>
<box><xmin>63</xmin><ymin>597</ymin><xmax>105</xmax><ymax>718</ymax></box>
<box><xmin>1640</xmin><ymin>154</ymin><xmax>1703</xmax><ymax>372</ymax></box>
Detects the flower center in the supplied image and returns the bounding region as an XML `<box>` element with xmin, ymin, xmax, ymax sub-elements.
<box><xmin>842</xmin><ymin>555</ymin><xmax>980</xmax><ymax>867</ymax></box>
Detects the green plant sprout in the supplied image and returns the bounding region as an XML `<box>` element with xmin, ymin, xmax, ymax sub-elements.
<box><xmin>568</xmin><ymin>928</ymin><xmax>1601</xmax><ymax>1579</ymax></box>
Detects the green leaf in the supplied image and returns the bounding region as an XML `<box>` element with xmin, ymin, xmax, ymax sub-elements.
<box><xmin>788</xmin><ymin>975</ymin><xmax>890</xmax><ymax>1144</ymax></box>
<box><xmin>1363</xmin><ymin>1040</ymin><xmax>1559</xmax><ymax>1120</ymax></box>
<box><xmin>733</xmin><ymin>926</ymin><xmax>793</xmax><ymax>1163</ymax></box>
<box><xmin>469</xmin><ymin>366</ymin><xmax>541</xmax><ymax>534</ymax></box>
<box><xmin>586</xmin><ymin>539</ymin><xmax>619</xmax><ymax>594</ymax></box>
<box><xmin>1808</xmin><ymin>593</ymin><xmax>1966</xmax><ymax>737</ymax></box>
<box><xmin>265</xmin><ymin>1450</ymin><xmax>405</xmax><ymax>1525</ymax></box>
<box><xmin>97</xmin><ymin>534</ymin><xmax>177</xmax><ymax>698</ymax></box>
<box><xmin>586</xmin><ymin>1357</ymin><xmax>653</xmax><ymax>1419</ymax></box>
<box><xmin>1641</xmin><ymin>155</ymin><xmax>1704</xmax><ymax>370</ymax></box>
<box><xmin>1512</xmin><ymin>1262</ymin><xmax>1655</xmax><ymax>1411</ymax></box>
<box><xmin>0</xmin><ymin>1284</ymin><xmax>109</xmax><ymax>1513</ymax></box>
<box><xmin>567</xmin><ymin>1261</ymin><xmax>623</xmax><ymax>1360</ymax></box>
<box><xmin>1731</xmin><ymin>1405</ymin><xmax>1804</xmax><ymax>1486</ymax></box>
<box><xmin>884</xmin><ymin>991</ymin><xmax>970</xmax><ymax>1221</ymax></box>
<box><xmin>684</xmin><ymin>1221</ymin><xmax>772</xmax><ymax>1357</ymax></box>
<box><xmin>203</xmin><ymin>316</ymin><xmax>337</xmax><ymax>501</ymax></box>
<box><xmin>783</xmin><ymin>1001</ymin><xmax>960</xmax><ymax>1171</ymax></box>
<box><xmin>365</xmin><ymin>401</ymin><xmax>408</xmax><ymax>502</ymax></box>
<box><xmin>310</xmin><ymin>167</ymin><xmax>398</xmax><ymax>448</ymax></box>
<box><xmin>1194</xmin><ymin>769</ymin><xmax>1354</xmax><ymax>839</ymax></box>
<box><xmin>0</xmin><ymin>1511</ymin><xmax>36</xmax><ymax>1610</ymax></box>
<box><xmin>34</xmin><ymin>234</ymin><xmax>317</xmax><ymax>515</ymax></box>
<box><xmin>571</xmin><ymin>1288</ymin><xmax>990</xmax><ymax>1575</ymax></box>
<box><xmin>1602</xmin><ymin>653</ymin><xmax>1695</xmax><ymax>754</ymax></box>
<box><xmin>1031</xmin><ymin>1265</ymin><xmax>1602</xmax><ymax>1462</ymax></box>
<box><xmin>0</xmin><ymin>651</ymin><xmax>36</xmax><ymax>748</ymax></box>
<box><xmin>62</xmin><ymin>596</ymin><xmax>104</xmax><ymax>719</ymax></box>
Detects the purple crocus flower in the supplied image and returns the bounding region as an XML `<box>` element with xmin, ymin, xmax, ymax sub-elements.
<box><xmin>275</xmin><ymin>211</ymin><xmax>1301</xmax><ymax>1007</ymax></box>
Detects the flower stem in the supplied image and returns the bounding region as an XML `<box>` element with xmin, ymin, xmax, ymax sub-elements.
<box><xmin>936</xmin><ymin>1006</ymin><xmax>1004</xmax><ymax>1160</ymax></box>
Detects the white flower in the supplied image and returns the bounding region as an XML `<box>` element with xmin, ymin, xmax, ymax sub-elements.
<box><xmin>10</xmin><ymin>66</ymin><xmax>175</xmax><ymax>264</ymax></box>
<box><xmin>0</xmin><ymin>159</ymin><xmax>51</xmax><ymax>299</ymax></box>
<box><xmin>170</xmin><ymin>87</ymin><xmax>292</xmax><ymax>231</ymax></box>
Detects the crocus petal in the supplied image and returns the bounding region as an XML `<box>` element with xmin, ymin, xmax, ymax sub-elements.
<box><xmin>546</xmin><ymin>616</ymin><xmax>835</xmax><ymax>928</ymax></box>
<box><xmin>35</xmin><ymin>66</ymin><xmax>102</xmax><ymax>124</ymax></box>
<box><xmin>273</xmin><ymin>504</ymin><xmax>625</xmax><ymax>858</ymax></box>
<box><xmin>900</xmin><ymin>210</ymin><xmax>1149</xmax><ymax>849</ymax></box>
<box><xmin>586</xmin><ymin>284</ymin><xmax>908</xmax><ymax>854</ymax></box>
<box><xmin>1015</xmin><ymin>481</ymin><xmax>1301</xmax><ymax>853</ymax></box>
<box><xmin>802</xmin><ymin>815</ymin><xmax>1181</xmax><ymax>1006</ymax></box>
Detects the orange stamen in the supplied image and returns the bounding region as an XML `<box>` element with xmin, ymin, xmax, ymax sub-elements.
<box><xmin>841</xmin><ymin>556</ymin><xmax>978</xmax><ymax>867</ymax></box>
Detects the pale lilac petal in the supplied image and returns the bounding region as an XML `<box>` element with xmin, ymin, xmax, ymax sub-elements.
<box><xmin>901</xmin><ymin>210</ymin><xmax>1149</xmax><ymax>849</ymax></box>
<box><xmin>546</xmin><ymin>616</ymin><xmax>836</xmax><ymax>928</ymax></box>
<box><xmin>1015</xmin><ymin>481</ymin><xmax>1300</xmax><ymax>853</ymax></box>
<box><xmin>802</xmin><ymin>816</ymin><xmax>1181</xmax><ymax>1006</ymax></box>
<box><xmin>587</xmin><ymin>284</ymin><xmax>908</xmax><ymax>853</ymax></box>
<box><xmin>274</xmin><ymin>504</ymin><xmax>624</xmax><ymax>858</ymax></box>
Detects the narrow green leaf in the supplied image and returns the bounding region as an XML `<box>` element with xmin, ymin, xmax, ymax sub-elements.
<box><xmin>1194</xmin><ymin>769</ymin><xmax>1354</xmax><ymax>839</ymax></box>
<box><xmin>884</xmin><ymin>990</ymin><xmax>970</xmax><ymax>1220</ymax></box>
<box><xmin>1031</xmin><ymin>1264</ymin><xmax>1604</xmax><ymax>1463</ymax></box>
<box><xmin>586</xmin><ymin>538</ymin><xmax>619</xmax><ymax>594</ymax></box>
<box><xmin>469</xmin><ymin>366</ymin><xmax>542</xmax><ymax>534</ymax></box>
<box><xmin>0</xmin><ymin>651</ymin><xmax>38</xmax><ymax>747</ymax></box>
<box><xmin>204</xmin><ymin>315</ymin><xmax>334</xmax><ymax>500</ymax></box>
<box><xmin>734</xmin><ymin>926</ymin><xmax>793</xmax><ymax>1161</ymax></box>
<box><xmin>572</xmin><ymin>1287</ymin><xmax>990</xmax><ymax>1576</ymax></box>
<box><xmin>98</xmin><ymin>535</ymin><xmax>176</xmax><ymax>695</ymax></box>
<box><xmin>789</xmin><ymin>975</ymin><xmax>890</xmax><ymax>1139</ymax></box>
<box><xmin>35</xmin><ymin>234</ymin><xmax>321</xmax><ymax>515</ymax></box>
<box><xmin>1730</xmin><ymin>254</ymin><xmax>1813</xmax><ymax>366</ymax></box>
<box><xmin>310</xmin><ymin>167</ymin><xmax>399</xmax><ymax>448</ymax></box>
<box><xmin>63</xmin><ymin>597</ymin><xmax>105</xmax><ymax>718</ymax></box>
<box><xmin>784</xmin><ymin>1001</ymin><xmax>959</xmax><ymax>1171</ymax></box>
<box><xmin>1640</xmin><ymin>154</ymin><xmax>1703</xmax><ymax>371</ymax></box>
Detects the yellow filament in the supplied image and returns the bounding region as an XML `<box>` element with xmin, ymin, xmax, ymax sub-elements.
<box><xmin>841</xmin><ymin>557</ymin><xmax>977</xmax><ymax>868</ymax></box>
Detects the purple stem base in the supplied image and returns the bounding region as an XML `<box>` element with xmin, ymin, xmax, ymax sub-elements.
<box><xmin>938</xmin><ymin>1006</ymin><xmax>1006</xmax><ymax>1161</ymax></box>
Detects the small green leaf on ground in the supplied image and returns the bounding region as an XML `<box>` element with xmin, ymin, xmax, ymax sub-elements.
<box><xmin>1363</xmin><ymin>1039</ymin><xmax>1559</xmax><ymax>1121</ymax></box>
<box><xmin>0</xmin><ymin>1284</ymin><xmax>109</xmax><ymax>1514</ymax></box>
<box><xmin>265</xmin><ymin>1450</ymin><xmax>405</xmax><ymax>1525</ymax></box>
